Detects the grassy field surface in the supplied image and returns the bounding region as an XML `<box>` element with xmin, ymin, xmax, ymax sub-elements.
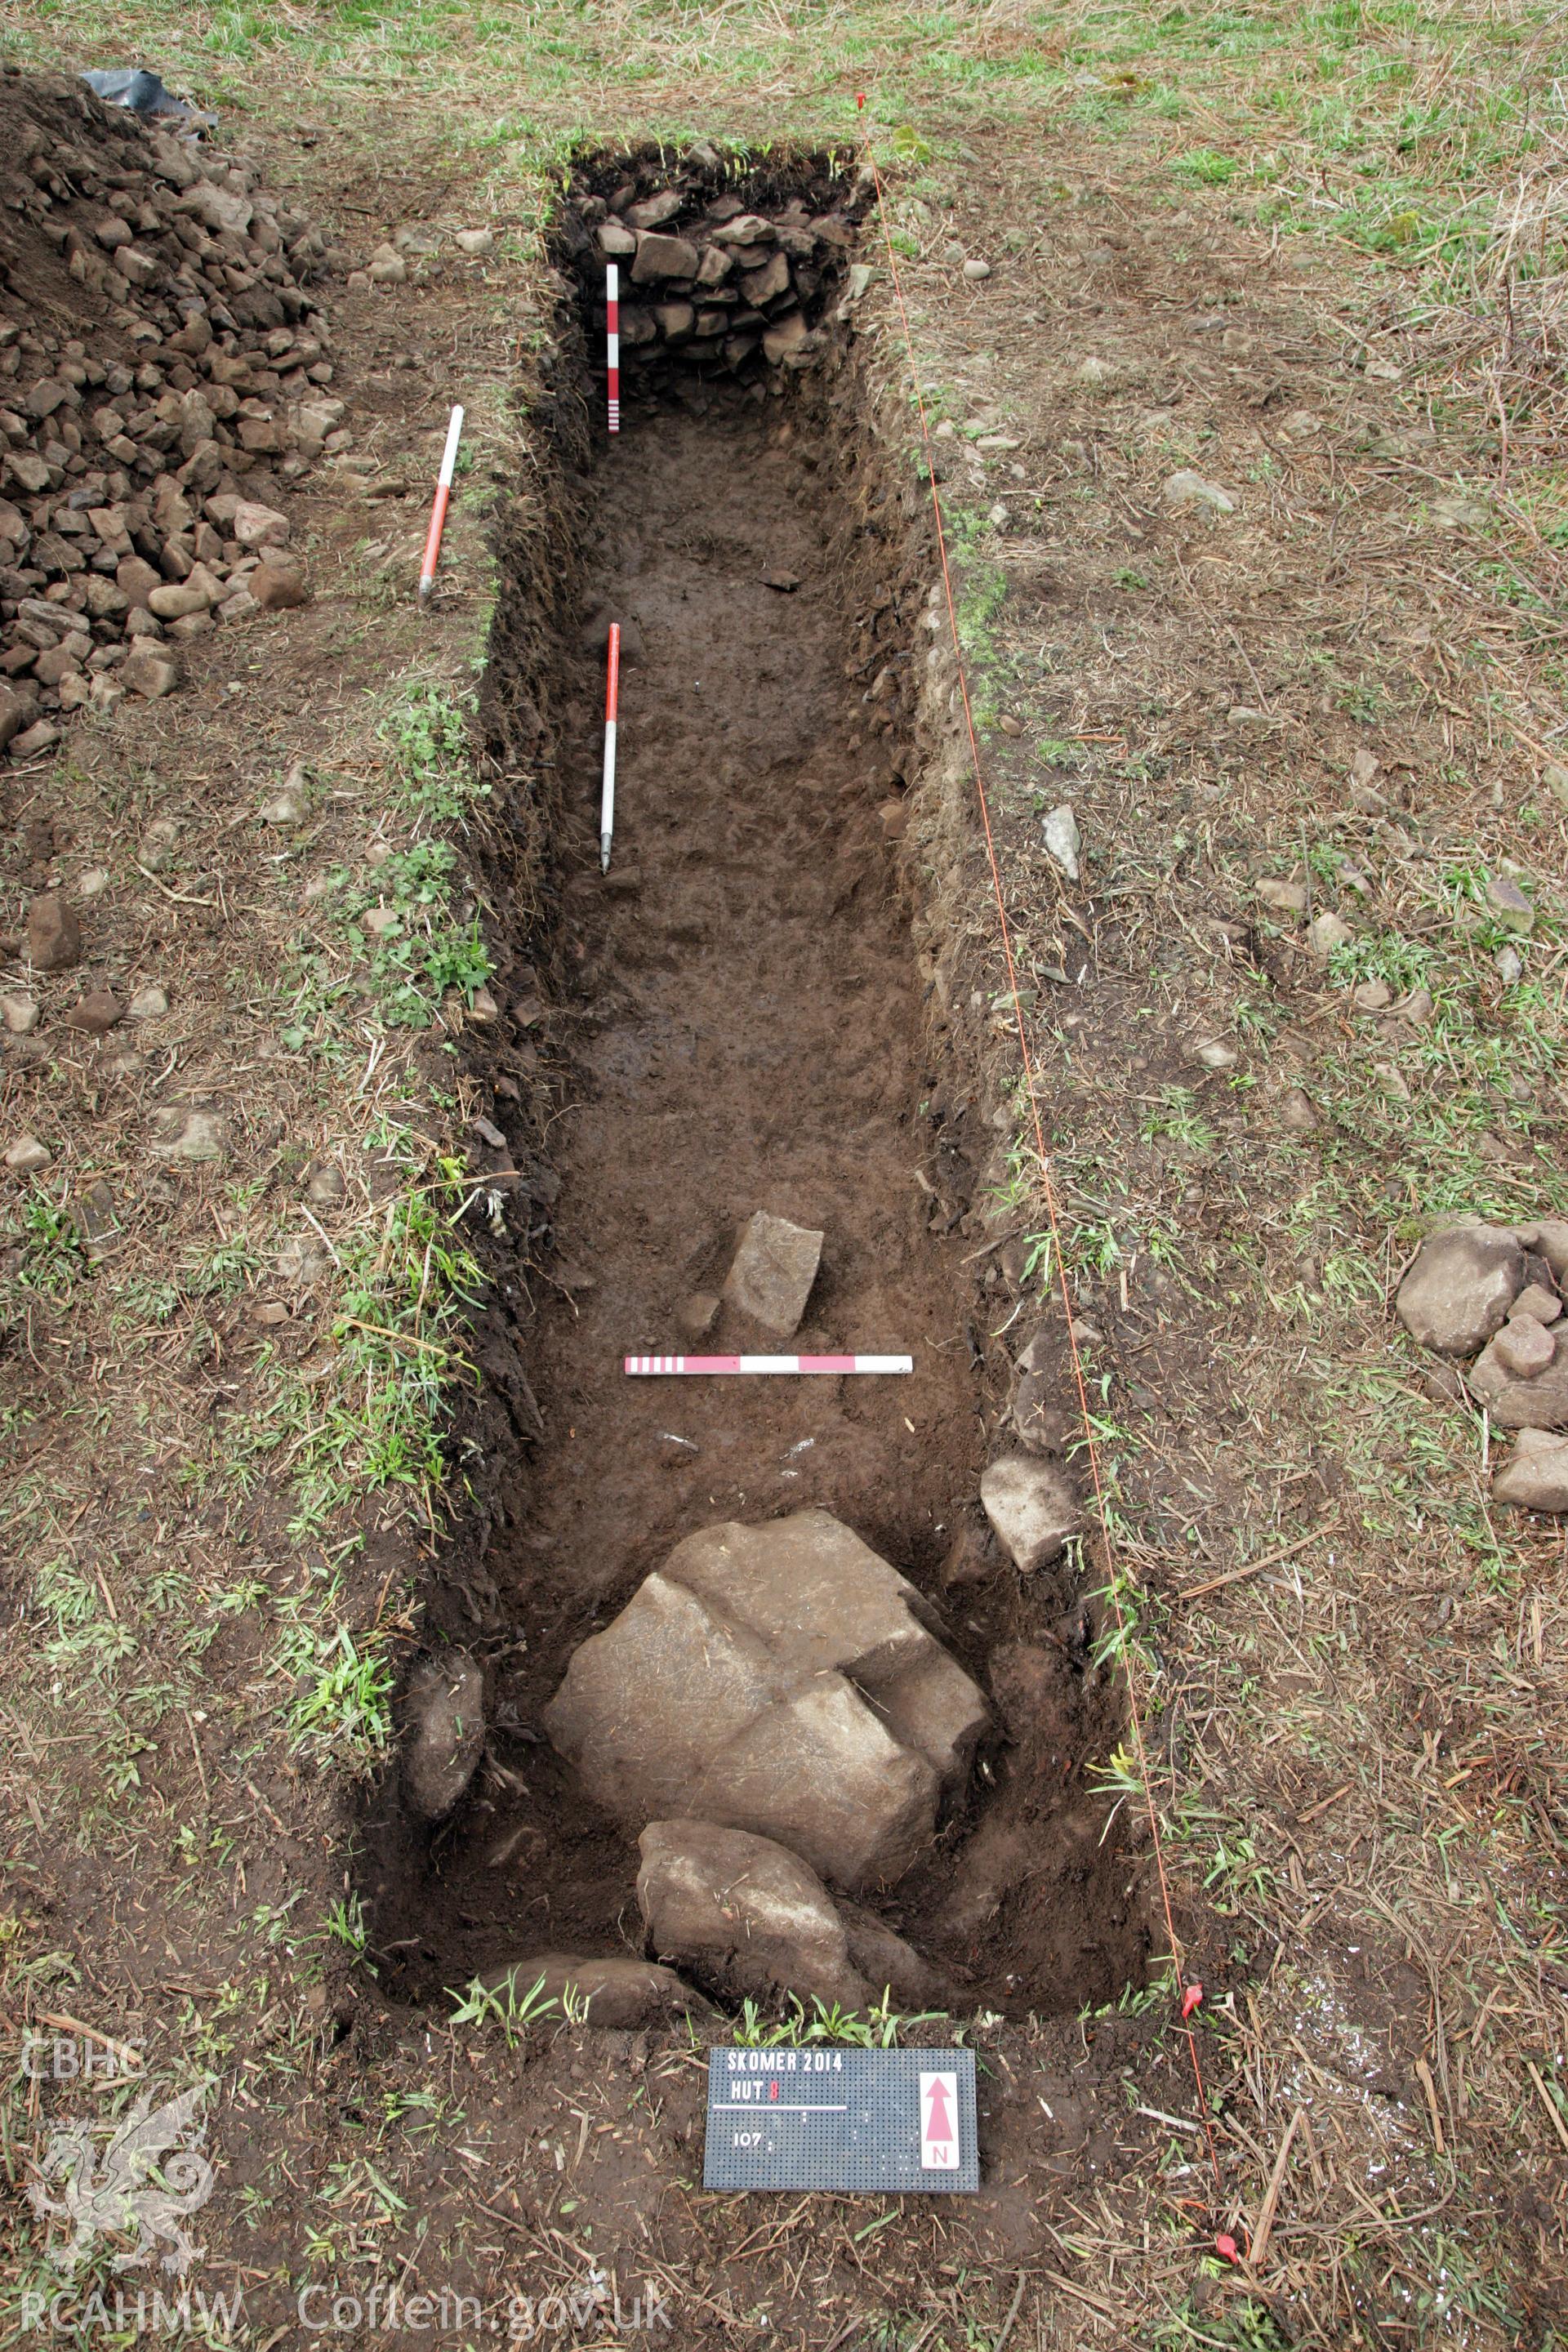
<box><xmin>3</xmin><ymin>3</ymin><xmax>1568</xmax><ymax>2347</ymax></box>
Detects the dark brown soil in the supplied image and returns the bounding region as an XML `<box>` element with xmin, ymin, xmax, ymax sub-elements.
<box><xmin>365</xmin><ymin>359</ymin><xmax>1149</xmax><ymax>2016</ymax></box>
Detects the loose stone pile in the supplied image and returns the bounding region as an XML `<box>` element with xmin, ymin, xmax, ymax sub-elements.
<box><xmin>557</xmin><ymin>145</ymin><xmax>864</xmax><ymax>399</ymax></box>
<box><xmin>0</xmin><ymin>69</ymin><xmax>336</xmax><ymax>757</ymax></box>
<box><xmin>1396</xmin><ymin>1219</ymin><xmax>1568</xmax><ymax>1510</ymax></box>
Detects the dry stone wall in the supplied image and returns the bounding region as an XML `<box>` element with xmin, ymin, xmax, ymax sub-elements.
<box><xmin>552</xmin><ymin>141</ymin><xmax>866</xmax><ymax>403</ymax></box>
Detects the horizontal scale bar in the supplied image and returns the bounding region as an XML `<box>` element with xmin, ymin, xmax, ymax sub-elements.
<box><xmin>625</xmin><ymin>1354</ymin><xmax>913</xmax><ymax>1376</ymax></box>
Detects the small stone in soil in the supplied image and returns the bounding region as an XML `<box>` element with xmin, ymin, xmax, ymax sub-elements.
<box><xmin>62</xmin><ymin>991</ymin><xmax>123</xmax><ymax>1035</ymax></box>
<box><xmin>305</xmin><ymin>1164</ymin><xmax>345</xmax><ymax>1204</ymax></box>
<box><xmin>1041</xmin><ymin>803</ymin><xmax>1080</xmax><ymax>880</ymax></box>
<box><xmin>122</xmin><ymin>650</ymin><xmax>180</xmax><ymax>700</ymax></box>
<box><xmin>403</xmin><ymin>1649</ymin><xmax>486</xmax><ymax>1822</ymax></box>
<box><xmin>1</xmin><ymin>994</ymin><xmax>38</xmax><ymax>1035</ymax></box>
<box><xmin>127</xmin><ymin>985</ymin><xmax>169</xmax><ymax>1020</ymax></box>
<box><xmin>252</xmin><ymin>563</ymin><xmax>309</xmax><ymax>612</ymax></box>
<box><xmin>1163</xmin><ymin>470</ymin><xmax>1236</xmax><ymax>514</ymax></box>
<box><xmin>150</xmin><ymin>1108</ymin><xmax>225</xmax><ymax>1162</ymax></box>
<box><xmin>980</xmin><ymin>1451</ymin><xmax>1080</xmax><ymax>1572</ymax></box>
<box><xmin>4</xmin><ymin>1134</ymin><xmax>51</xmax><ymax>1174</ymax></box>
<box><xmin>1487</xmin><ymin>872</ymin><xmax>1534</xmax><ymax>933</ymax></box>
<box><xmin>27</xmin><ymin>894</ymin><xmax>82</xmax><ymax>973</ymax></box>
<box><xmin>1309</xmin><ymin>910</ymin><xmax>1353</xmax><ymax>956</ymax></box>
<box><xmin>722</xmin><ymin>1209</ymin><xmax>824</xmax><ymax>1337</ymax></box>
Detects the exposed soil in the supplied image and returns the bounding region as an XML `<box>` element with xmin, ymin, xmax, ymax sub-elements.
<box><xmin>9</xmin><ymin>53</ymin><xmax>1566</xmax><ymax>2336</ymax></box>
<box><xmin>364</xmin><ymin>300</ymin><xmax>1149</xmax><ymax>2017</ymax></box>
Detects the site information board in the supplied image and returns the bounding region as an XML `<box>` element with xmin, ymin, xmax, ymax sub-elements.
<box><xmin>702</xmin><ymin>2047</ymin><xmax>979</xmax><ymax>2194</ymax></box>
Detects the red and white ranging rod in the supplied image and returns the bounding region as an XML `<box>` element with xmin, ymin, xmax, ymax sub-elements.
<box><xmin>600</xmin><ymin>622</ymin><xmax>621</xmax><ymax>873</ymax></box>
<box><xmin>416</xmin><ymin>403</ymin><xmax>464</xmax><ymax>605</ymax></box>
<box><xmin>606</xmin><ymin>262</ymin><xmax>621</xmax><ymax>434</ymax></box>
<box><xmin>626</xmin><ymin>1354</ymin><xmax>913</xmax><ymax>1377</ymax></box>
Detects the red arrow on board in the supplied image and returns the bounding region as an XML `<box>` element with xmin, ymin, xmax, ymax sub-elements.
<box><xmin>925</xmin><ymin>2078</ymin><xmax>952</xmax><ymax>2140</ymax></box>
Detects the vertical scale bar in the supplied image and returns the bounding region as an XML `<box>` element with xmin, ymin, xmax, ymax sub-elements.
<box><xmin>599</xmin><ymin>621</ymin><xmax>621</xmax><ymax>875</ymax></box>
<box><xmin>416</xmin><ymin>403</ymin><xmax>465</xmax><ymax>605</ymax></box>
<box><xmin>605</xmin><ymin>261</ymin><xmax>621</xmax><ymax>435</ymax></box>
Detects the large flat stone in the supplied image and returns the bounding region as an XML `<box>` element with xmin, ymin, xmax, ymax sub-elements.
<box><xmin>662</xmin><ymin>1512</ymin><xmax>989</xmax><ymax>1791</ymax></box>
<box><xmin>721</xmin><ymin>1209</ymin><xmax>823</xmax><ymax>1336</ymax></box>
<box><xmin>710</xmin><ymin>1677</ymin><xmax>937</xmax><ymax>1888</ymax></box>
<box><xmin>541</xmin><ymin>1573</ymin><xmax>776</xmax><ymax>1822</ymax></box>
<box><xmin>1396</xmin><ymin>1226</ymin><xmax>1524</xmax><ymax>1356</ymax></box>
<box><xmin>543</xmin><ymin>1511</ymin><xmax>989</xmax><ymax>1891</ymax></box>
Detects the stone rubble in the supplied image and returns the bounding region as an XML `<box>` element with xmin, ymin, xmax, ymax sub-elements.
<box><xmin>0</xmin><ymin>69</ymin><xmax>336</xmax><ymax>753</ymax></box>
<box><xmin>1395</xmin><ymin>1218</ymin><xmax>1568</xmax><ymax>1505</ymax></box>
<box><xmin>558</xmin><ymin>154</ymin><xmax>862</xmax><ymax>397</ymax></box>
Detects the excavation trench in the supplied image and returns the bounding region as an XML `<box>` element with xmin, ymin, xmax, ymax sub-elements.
<box><xmin>364</xmin><ymin>154</ymin><xmax>1148</xmax><ymax>2021</ymax></box>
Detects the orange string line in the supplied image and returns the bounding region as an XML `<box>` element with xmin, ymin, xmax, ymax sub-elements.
<box><xmin>856</xmin><ymin>111</ymin><xmax>1223</xmax><ymax>2198</ymax></box>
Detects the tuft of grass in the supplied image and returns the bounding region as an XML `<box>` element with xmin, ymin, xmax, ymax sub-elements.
<box><xmin>227</xmin><ymin>1126</ymin><xmax>484</xmax><ymax>1540</ymax></box>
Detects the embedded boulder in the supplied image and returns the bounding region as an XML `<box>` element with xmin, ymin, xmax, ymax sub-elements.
<box><xmin>980</xmin><ymin>1452</ymin><xmax>1080</xmax><ymax>1572</ymax></box>
<box><xmin>542</xmin><ymin>1510</ymin><xmax>989</xmax><ymax>1890</ymax></box>
<box><xmin>637</xmin><ymin>1820</ymin><xmax>868</xmax><ymax>2010</ymax></box>
<box><xmin>403</xmin><ymin>1649</ymin><xmax>485</xmax><ymax>1822</ymax></box>
<box><xmin>1396</xmin><ymin>1226</ymin><xmax>1524</xmax><ymax>1356</ymax></box>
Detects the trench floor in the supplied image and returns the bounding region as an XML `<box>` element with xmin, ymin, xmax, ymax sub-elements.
<box><xmin>380</xmin><ymin>406</ymin><xmax>1147</xmax><ymax>2012</ymax></box>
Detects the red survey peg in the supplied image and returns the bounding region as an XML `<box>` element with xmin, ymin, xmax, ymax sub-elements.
<box><xmin>1182</xmin><ymin>1984</ymin><xmax>1204</xmax><ymax>2022</ymax></box>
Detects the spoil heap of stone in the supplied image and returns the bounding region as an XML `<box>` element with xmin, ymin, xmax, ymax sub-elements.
<box><xmin>1396</xmin><ymin>1219</ymin><xmax>1568</xmax><ymax>1511</ymax></box>
<box><xmin>556</xmin><ymin>145</ymin><xmax>863</xmax><ymax>394</ymax></box>
<box><xmin>543</xmin><ymin>1508</ymin><xmax>989</xmax><ymax>1892</ymax></box>
<box><xmin>0</xmin><ymin>68</ymin><xmax>336</xmax><ymax>756</ymax></box>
